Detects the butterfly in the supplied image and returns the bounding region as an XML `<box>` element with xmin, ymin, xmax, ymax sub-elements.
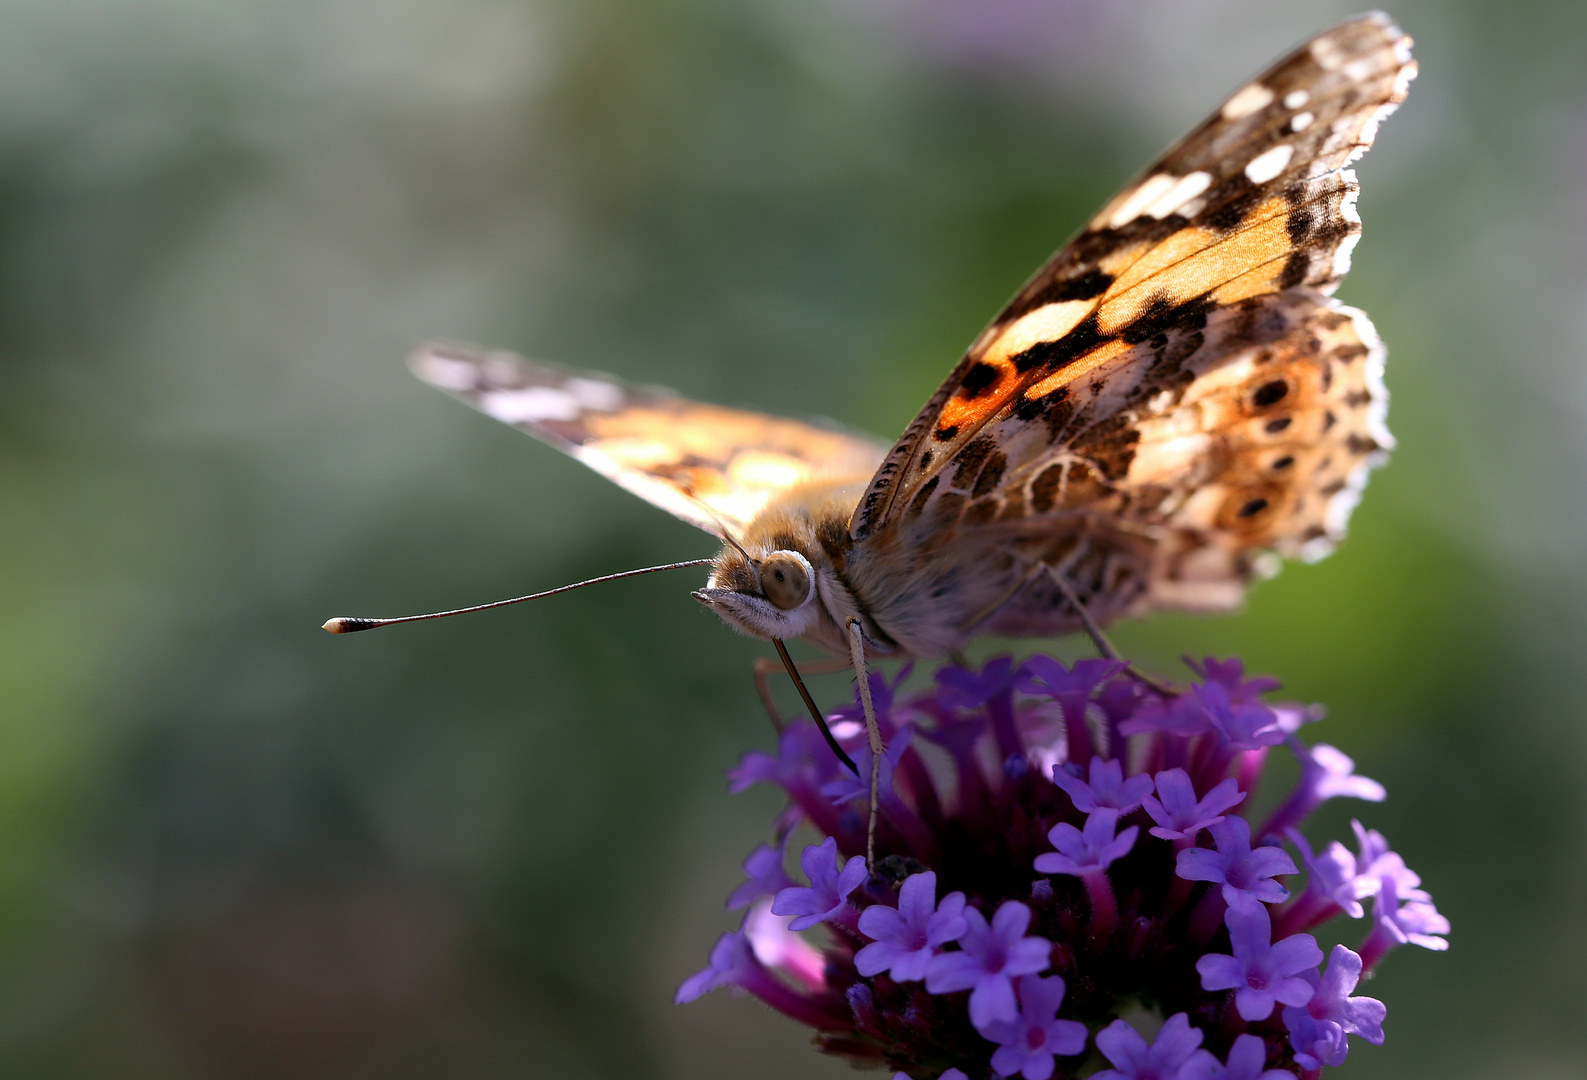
<box><xmin>405</xmin><ymin>14</ymin><xmax>1412</xmax><ymax>685</ymax></box>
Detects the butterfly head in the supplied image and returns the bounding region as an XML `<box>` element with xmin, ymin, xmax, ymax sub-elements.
<box><xmin>693</xmin><ymin>546</ymin><xmax>822</xmax><ymax>641</ymax></box>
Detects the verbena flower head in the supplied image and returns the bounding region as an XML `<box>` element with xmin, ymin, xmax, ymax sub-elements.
<box><xmin>680</xmin><ymin>654</ymin><xmax>1446</xmax><ymax>1077</ymax></box>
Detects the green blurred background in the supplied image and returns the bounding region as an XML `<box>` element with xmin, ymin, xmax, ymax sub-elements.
<box><xmin>0</xmin><ymin>0</ymin><xmax>1582</xmax><ymax>1076</ymax></box>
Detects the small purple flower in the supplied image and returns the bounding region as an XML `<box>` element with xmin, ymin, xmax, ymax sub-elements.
<box><xmin>925</xmin><ymin>900</ymin><xmax>1051</xmax><ymax>1029</ymax></box>
<box><xmin>1034</xmin><ymin>808</ymin><xmax>1139</xmax><ymax>877</ymax></box>
<box><xmin>1351</xmin><ymin>820</ymin><xmax>1431</xmax><ymax>902</ymax></box>
<box><xmin>1144</xmin><ymin>771</ymin><xmax>1245</xmax><ymax>841</ymax></box>
<box><xmin>726</xmin><ymin>840</ymin><xmax>794</xmax><ymax>910</ymax></box>
<box><xmin>1360</xmin><ymin>874</ymin><xmax>1450</xmax><ymax>967</ymax></box>
<box><xmin>828</xmin><ymin>664</ymin><xmax>911</xmax><ymax>727</ymax></box>
<box><xmin>1273</xmin><ymin>701</ymin><xmax>1325</xmax><ymax>734</ymax></box>
<box><xmin>728</xmin><ymin>721</ymin><xmax>839</xmax><ymax>793</ymax></box>
<box><xmin>1022</xmin><ymin>655</ymin><xmax>1128</xmax><ymax>765</ymax></box>
<box><xmin>1286</xmin><ymin>828</ymin><xmax>1372</xmax><ymax>919</ymax></box>
<box><xmin>1187</xmin><ymin>656</ymin><xmax>1281</xmax><ymax>701</ymax></box>
<box><xmin>1281</xmin><ymin>944</ymin><xmax>1386</xmax><ymax>1069</ymax></box>
<box><xmin>1305</xmin><ymin>744</ymin><xmax>1387</xmax><ymax>803</ymax></box>
<box><xmin>855</xmin><ymin>871</ymin><xmax>969</xmax><ymax>982</ymax></box>
<box><xmin>772</xmin><ymin>836</ymin><xmax>868</xmax><ymax>931</ymax></box>
<box><xmin>1092</xmin><ymin>1012</ymin><xmax>1207</xmax><ymax>1080</ymax></box>
<box><xmin>1017</xmin><ymin>655</ymin><xmax>1126</xmax><ymax>705</ymax></box>
<box><xmin>676</xmin><ymin>911</ymin><xmax>848</xmax><ymax>1029</ymax></box>
<box><xmin>1195</xmin><ymin>896</ymin><xmax>1323</xmax><ymax>1021</ymax></box>
<box><xmin>1118</xmin><ymin>691</ymin><xmax>1215</xmax><ymax>738</ymax></box>
<box><xmin>1051</xmin><ymin>756</ymin><xmax>1155</xmax><ymax>814</ymax></box>
<box><xmin>938</xmin><ymin>655</ymin><xmax>1019</xmax><ymax>709</ymax></box>
<box><xmin>743</xmin><ymin>900</ymin><xmax>826</xmax><ymax>990</ymax></box>
<box><xmin>822</xmin><ymin>726</ymin><xmax>915</xmax><ymax>806</ymax></box>
<box><xmin>1097</xmin><ymin>678</ymin><xmax>1146</xmax><ymax>725</ymax></box>
<box><xmin>1177</xmin><ymin>816</ymin><xmax>1297</xmax><ymax>904</ymax></box>
<box><xmin>675</xmin><ymin>930</ymin><xmax>756</xmax><ymax>1004</ymax></box>
<box><xmin>1179</xmin><ymin>1033</ymin><xmax>1294</xmax><ymax>1080</ymax></box>
<box><xmin>979</xmin><ymin>974</ymin><xmax>1087</xmax><ymax>1079</ymax></box>
<box><xmin>939</xmin><ymin>656</ymin><xmax>1023</xmax><ymax>760</ymax></box>
<box><xmin>1195</xmin><ymin>680</ymin><xmax>1285</xmax><ymax>750</ymax></box>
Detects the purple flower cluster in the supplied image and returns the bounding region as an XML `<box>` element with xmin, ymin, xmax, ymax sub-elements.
<box><xmin>679</xmin><ymin>655</ymin><xmax>1448</xmax><ymax>1078</ymax></box>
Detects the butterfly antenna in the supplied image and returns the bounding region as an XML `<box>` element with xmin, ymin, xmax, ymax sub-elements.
<box><xmin>710</xmin><ymin>516</ymin><xmax>756</xmax><ymax>564</ymax></box>
<box><xmin>679</xmin><ymin>495</ymin><xmax>757</xmax><ymax>565</ymax></box>
<box><xmin>772</xmin><ymin>639</ymin><xmax>859</xmax><ymax>776</ymax></box>
<box><xmin>321</xmin><ymin>558</ymin><xmax>715</xmax><ymax>633</ymax></box>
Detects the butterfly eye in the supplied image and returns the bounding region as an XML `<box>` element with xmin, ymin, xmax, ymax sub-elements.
<box><xmin>760</xmin><ymin>551</ymin><xmax>812</xmax><ymax>611</ymax></box>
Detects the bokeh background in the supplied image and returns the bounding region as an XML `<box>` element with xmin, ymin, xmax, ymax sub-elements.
<box><xmin>1</xmin><ymin>0</ymin><xmax>1583</xmax><ymax>1076</ymax></box>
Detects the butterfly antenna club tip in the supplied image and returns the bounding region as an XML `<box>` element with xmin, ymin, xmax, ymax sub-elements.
<box><xmin>322</xmin><ymin>616</ymin><xmax>382</xmax><ymax>633</ymax></box>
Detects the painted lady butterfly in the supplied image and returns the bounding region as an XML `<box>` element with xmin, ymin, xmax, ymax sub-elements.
<box><xmin>404</xmin><ymin>14</ymin><xmax>1414</xmax><ymax>683</ymax></box>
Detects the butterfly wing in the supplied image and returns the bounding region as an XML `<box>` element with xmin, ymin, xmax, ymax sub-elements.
<box><xmin>852</xmin><ymin>11</ymin><xmax>1414</xmax><ymax>564</ymax></box>
<box><xmin>411</xmin><ymin>343</ymin><xmax>888</xmax><ymax>538</ymax></box>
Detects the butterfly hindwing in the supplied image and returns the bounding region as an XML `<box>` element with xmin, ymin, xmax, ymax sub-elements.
<box><xmin>852</xmin><ymin>13</ymin><xmax>1414</xmax><ymax>558</ymax></box>
<box><xmin>411</xmin><ymin>343</ymin><xmax>886</xmax><ymax>538</ymax></box>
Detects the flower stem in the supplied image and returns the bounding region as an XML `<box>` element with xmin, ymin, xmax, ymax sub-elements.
<box><xmin>1084</xmin><ymin>870</ymin><xmax>1118</xmax><ymax>942</ymax></box>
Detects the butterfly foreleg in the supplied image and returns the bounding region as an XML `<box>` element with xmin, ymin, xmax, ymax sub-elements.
<box><xmin>845</xmin><ymin>617</ymin><xmax>884</xmax><ymax>871</ymax></box>
<box><xmin>1043</xmin><ymin>564</ymin><xmax>1173</xmax><ymax>695</ymax></box>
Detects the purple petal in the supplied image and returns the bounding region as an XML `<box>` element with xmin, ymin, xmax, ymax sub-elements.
<box><xmin>1050</xmin><ymin>764</ymin><xmax>1096</xmax><ymax>812</ymax></box>
<box><xmin>727</xmin><ymin>842</ymin><xmax>793</xmax><ymax>909</ymax></box>
<box><xmin>675</xmin><ymin>931</ymin><xmax>750</xmax><ymax>1003</ymax></box>
<box><xmin>1196</xmin><ymin>952</ymin><xmax>1245</xmax><ymax>991</ymax></box>
<box><xmin>969</xmin><ymin>972</ymin><xmax>1018</xmax><ymax>1029</ymax></box>
<box><xmin>853</xmin><ymin>939</ymin><xmax>907</xmax><ymax>978</ymax></box>
<box><xmin>924</xmin><ymin>949</ymin><xmax>984</xmax><ymax>993</ymax></box>
<box><xmin>928</xmin><ymin>892</ymin><xmax>970</xmax><ymax>946</ymax></box>
<box><xmin>1234</xmin><ymin>988</ymin><xmax>1277</xmax><ymax>1022</ymax></box>
<box><xmin>990</xmin><ymin>898</ymin><xmax>1033</xmax><ymax>942</ymax></box>
<box><xmin>1094</xmin><ymin>1017</ymin><xmax>1148</xmax><ymax>1073</ymax></box>
<box><xmin>1270</xmin><ymin>933</ymin><xmax>1326</xmax><ymax>976</ymax></box>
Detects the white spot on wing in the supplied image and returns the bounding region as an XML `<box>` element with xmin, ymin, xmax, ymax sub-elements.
<box><xmin>1105</xmin><ymin>173</ymin><xmax>1178</xmax><ymax>229</ymax></box>
<box><xmin>988</xmin><ymin>299</ymin><xmax>1096</xmax><ymax>364</ymax></box>
<box><xmin>413</xmin><ymin>353</ymin><xmax>479</xmax><ymax>391</ymax></box>
<box><xmin>483</xmin><ymin>356</ymin><xmax>522</xmax><ymax>385</ymax></box>
<box><xmin>1310</xmin><ymin>34</ymin><xmax>1347</xmax><ymax>70</ymax></box>
<box><xmin>1283</xmin><ymin>90</ymin><xmax>1310</xmax><ymax>109</ymax></box>
<box><xmin>1221</xmin><ymin>82</ymin><xmax>1274</xmax><ymax>120</ymax></box>
<box><xmin>480</xmin><ymin>387</ymin><xmax>583</xmax><ymax>423</ymax></box>
<box><xmin>566</xmin><ymin>377</ymin><xmax>623</xmax><ymax>412</ymax></box>
<box><xmin>1290</xmin><ymin>111</ymin><xmax>1315</xmax><ymax>132</ymax></box>
<box><xmin>1244</xmin><ymin>144</ymin><xmax>1293</xmax><ymax>184</ymax></box>
<box><xmin>1329</xmin><ymin>183</ymin><xmax>1363</xmax><ymax>281</ymax></box>
<box><xmin>1146</xmin><ymin>171</ymin><xmax>1213</xmax><ymax>219</ymax></box>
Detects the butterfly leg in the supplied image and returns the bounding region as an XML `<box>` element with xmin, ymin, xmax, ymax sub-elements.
<box><xmin>844</xmin><ymin>617</ymin><xmax>884</xmax><ymax>870</ymax></box>
<box><xmin>1043</xmin><ymin>565</ymin><xmax>1174</xmax><ymax>695</ymax></box>
<box><xmin>752</xmin><ymin>653</ymin><xmax>852</xmax><ymax>731</ymax></box>
<box><xmin>1043</xmin><ymin>565</ymin><xmax>1123</xmax><ymax>661</ymax></box>
<box><xmin>958</xmin><ymin>559</ymin><xmax>1051</xmax><ymax>636</ymax></box>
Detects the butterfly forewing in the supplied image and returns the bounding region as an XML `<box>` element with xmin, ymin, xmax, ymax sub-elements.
<box><xmin>411</xmin><ymin>344</ymin><xmax>886</xmax><ymax>538</ymax></box>
<box><xmin>851</xmin><ymin>13</ymin><xmax>1414</xmax><ymax>563</ymax></box>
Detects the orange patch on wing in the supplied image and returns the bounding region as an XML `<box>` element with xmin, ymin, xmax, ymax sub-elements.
<box><xmin>1211</xmin><ymin>257</ymin><xmax>1288</xmax><ymax>305</ymax></box>
<box><xmin>938</xmin><ymin>387</ymin><xmax>1011</xmax><ymax>434</ymax></box>
<box><xmin>1105</xmin><ymin>227</ymin><xmax>1218</xmax><ymax>298</ymax></box>
<box><xmin>1097</xmin><ymin>200</ymin><xmax>1293</xmax><ymax>334</ymax></box>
